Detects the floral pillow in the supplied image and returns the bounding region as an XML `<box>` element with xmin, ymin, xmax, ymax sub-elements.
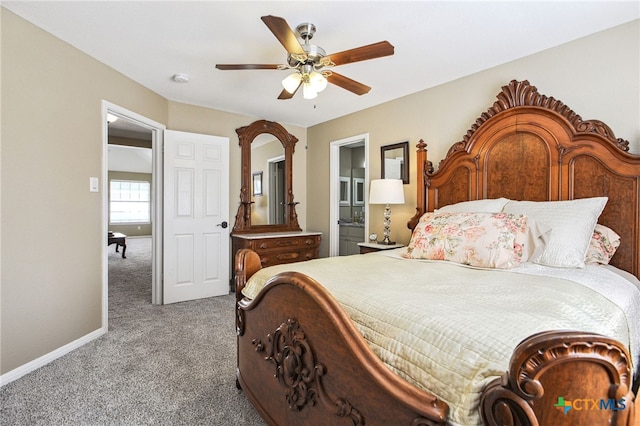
<box><xmin>402</xmin><ymin>212</ymin><xmax>529</xmax><ymax>269</ymax></box>
<box><xmin>585</xmin><ymin>224</ymin><xmax>620</xmax><ymax>265</ymax></box>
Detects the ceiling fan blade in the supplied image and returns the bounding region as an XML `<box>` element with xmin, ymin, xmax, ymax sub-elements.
<box><xmin>327</xmin><ymin>72</ymin><xmax>371</xmax><ymax>95</ymax></box>
<box><xmin>326</xmin><ymin>41</ymin><xmax>394</xmax><ymax>66</ymax></box>
<box><xmin>215</xmin><ymin>64</ymin><xmax>280</xmax><ymax>70</ymax></box>
<box><xmin>261</xmin><ymin>15</ymin><xmax>305</xmax><ymax>56</ymax></box>
<box><xmin>277</xmin><ymin>82</ymin><xmax>301</xmax><ymax>100</ymax></box>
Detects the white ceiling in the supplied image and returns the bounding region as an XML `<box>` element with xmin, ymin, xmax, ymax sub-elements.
<box><xmin>108</xmin><ymin>144</ymin><xmax>152</xmax><ymax>174</ymax></box>
<box><xmin>4</xmin><ymin>1</ymin><xmax>638</xmax><ymax>128</ymax></box>
<box><xmin>108</xmin><ymin>116</ymin><xmax>154</xmax><ymax>140</ymax></box>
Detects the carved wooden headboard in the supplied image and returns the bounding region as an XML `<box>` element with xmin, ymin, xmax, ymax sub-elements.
<box><xmin>409</xmin><ymin>79</ymin><xmax>640</xmax><ymax>279</ymax></box>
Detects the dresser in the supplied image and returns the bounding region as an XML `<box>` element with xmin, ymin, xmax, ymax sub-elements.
<box><xmin>231</xmin><ymin>231</ymin><xmax>322</xmax><ymax>268</ymax></box>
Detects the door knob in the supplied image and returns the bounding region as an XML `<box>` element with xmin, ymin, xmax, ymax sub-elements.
<box><xmin>217</xmin><ymin>221</ymin><xmax>228</xmax><ymax>229</ymax></box>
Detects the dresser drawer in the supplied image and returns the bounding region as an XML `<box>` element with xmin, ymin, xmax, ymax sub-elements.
<box><xmin>250</xmin><ymin>235</ymin><xmax>319</xmax><ymax>252</ymax></box>
<box><xmin>260</xmin><ymin>248</ymin><xmax>318</xmax><ymax>267</ymax></box>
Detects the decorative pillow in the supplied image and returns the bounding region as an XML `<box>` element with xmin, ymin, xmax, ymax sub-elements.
<box><xmin>585</xmin><ymin>224</ymin><xmax>620</xmax><ymax>265</ymax></box>
<box><xmin>435</xmin><ymin>198</ymin><xmax>510</xmax><ymax>213</ymax></box>
<box><xmin>502</xmin><ymin>197</ymin><xmax>607</xmax><ymax>268</ymax></box>
<box><xmin>403</xmin><ymin>212</ymin><xmax>528</xmax><ymax>269</ymax></box>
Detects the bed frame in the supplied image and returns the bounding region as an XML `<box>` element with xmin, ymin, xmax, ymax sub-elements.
<box><xmin>235</xmin><ymin>80</ymin><xmax>638</xmax><ymax>425</ymax></box>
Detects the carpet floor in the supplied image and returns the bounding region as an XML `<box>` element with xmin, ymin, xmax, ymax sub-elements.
<box><xmin>0</xmin><ymin>237</ymin><xmax>265</xmax><ymax>425</ymax></box>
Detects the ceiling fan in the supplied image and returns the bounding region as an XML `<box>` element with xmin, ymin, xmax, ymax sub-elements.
<box><xmin>215</xmin><ymin>15</ymin><xmax>394</xmax><ymax>100</ymax></box>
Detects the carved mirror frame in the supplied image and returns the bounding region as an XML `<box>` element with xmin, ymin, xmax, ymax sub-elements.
<box><xmin>232</xmin><ymin>120</ymin><xmax>302</xmax><ymax>233</ymax></box>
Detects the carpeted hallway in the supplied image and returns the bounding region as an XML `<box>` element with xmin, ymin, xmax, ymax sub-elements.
<box><xmin>0</xmin><ymin>237</ymin><xmax>265</xmax><ymax>425</ymax></box>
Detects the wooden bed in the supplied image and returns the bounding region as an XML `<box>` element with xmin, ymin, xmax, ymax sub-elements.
<box><xmin>234</xmin><ymin>80</ymin><xmax>639</xmax><ymax>425</ymax></box>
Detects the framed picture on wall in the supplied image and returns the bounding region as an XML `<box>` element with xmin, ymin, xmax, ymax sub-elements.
<box><xmin>252</xmin><ymin>171</ymin><xmax>263</xmax><ymax>196</ymax></box>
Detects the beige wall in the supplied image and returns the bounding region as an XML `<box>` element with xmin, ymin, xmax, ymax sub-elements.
<box><xmin>109</xmin><ymin>135</ymin><xmax>152</xmax><ymax>149</ymax></box>
<box><xmin>1</xmin><ymin>9</ymin><xmax>167</xmax><ymax>374</ymax></box>
<box><xmin>0</xmin><ymin>9</ymin><xmax>307</xmax><ymax>375</ymax></box>
<box><xmin>308</xmin><ymin>20</ymin><xmax>640</xmax><ymax>257</ymax></box>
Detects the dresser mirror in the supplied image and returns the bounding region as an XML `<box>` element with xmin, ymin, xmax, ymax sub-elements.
<box><xmin>232</xmin><ymin>120</ymin><xmax>301</xmax><ymax>233</ymax></box>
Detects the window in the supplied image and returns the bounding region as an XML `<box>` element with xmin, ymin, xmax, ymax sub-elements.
<box><xmin>110</xmin><ymin>180</ymin><xmax>150</xmax><ymax>224</ymax></box>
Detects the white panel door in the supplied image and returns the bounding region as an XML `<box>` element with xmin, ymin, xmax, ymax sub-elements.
<box><xmin>163</xmin><ymin>130</ymin><xmax>230</xmax><ymax>304</ymax></box>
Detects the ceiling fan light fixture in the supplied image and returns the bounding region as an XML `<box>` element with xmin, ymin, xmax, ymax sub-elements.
<box><xmin>302</xmin><ymin>83</ymin><xmax>318</xmax><ymax>100</ymax></box>
<box><xmin>216</xmin><ymin>16</ymin><xmax>395</xmax><ymax>100</ymax></box>
<box><xmin>282</xmin><ymin>72</ymin><xmax>302</xmax><ymax>94</ymax></box>
<box><xmin>309</xmin><ymin>71</ymin><xmax>328</xmax><ymax>93</ymax></box>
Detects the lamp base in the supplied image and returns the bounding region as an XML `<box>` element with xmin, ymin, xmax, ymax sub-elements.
<box><xmin>377</xmin><ymin>240</ymin><xmax>396</xmax><ymax>245</ymax></box>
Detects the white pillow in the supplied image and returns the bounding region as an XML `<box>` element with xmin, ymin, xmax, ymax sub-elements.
<box><xmin>521</xmin><ymin>219</ymin><xmax>551</xmax><ymax>262</ymax></box>
<box><xmin>436</xmin><ymin>198</ymin><xmax>510</xmax><ymax>213</ymax></box>
<box><xmin>503</xmin><ymin>197</ymin><xmax>607</xmax><ymax>268</ymax></box>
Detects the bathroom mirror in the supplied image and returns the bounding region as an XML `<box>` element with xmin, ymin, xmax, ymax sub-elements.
<box><xmin>381</xmin><ymin>141</ymin><xmax>409</xmax><ymax>184</ymax></box>
<box><xmin>232</xmin><ymin>120</ymin><xmax>301</xmax><ymax>233</ymax></box>
<box><xmin>352</xmin><ymin>177</ymin><xmax>365</xmax><ymax>206</ymax></box>
<box><xmin>339</xmin><ymin>177</ymin><xmax>351</xmax><ymax>206</ymax></box>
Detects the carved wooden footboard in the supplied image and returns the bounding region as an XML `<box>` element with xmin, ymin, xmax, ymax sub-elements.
<box><xmin>235</xmin><ymin>249</ymin><xmax>637</xmax><ymax>425</ymax></box>
<box><xmin>235</xmin><ymin>249</ymin><xmax>449</xmax><ymax>425</ymax></box>
<box><xmin>481</xmin><ymin>330</ymin><xmax>636</xmax><ymax>426</ymax></box>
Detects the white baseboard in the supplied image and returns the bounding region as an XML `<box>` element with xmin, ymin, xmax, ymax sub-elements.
<box><xmin>0</xmin><ymin>326</ymin><xmax>107</xmax><ymax>387</ymax></box>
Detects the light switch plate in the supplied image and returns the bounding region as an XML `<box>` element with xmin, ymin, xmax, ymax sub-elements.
<box><xmin>90</xmin><ymin>177</ymin><xmax>99</xmax><ymax>192</ymax></box>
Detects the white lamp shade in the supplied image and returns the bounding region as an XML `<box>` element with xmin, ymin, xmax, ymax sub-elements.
<box><xmin>309</xmin><ymin>71</ymin><xmax>328</xmax><ymax>92</ymax></box>
<box><xmin>282</xmin><ymin>73</ymin><xmax>302</xmax><ymax>94</ymax></box>
<box><xmin>302</xmin><ymin>83</ymin><xmax>318</xmax><ymax>99</ymax></box>
<box><xmin>369</xmin><ymin>179</ymin><xmax>405</xmax><ymax>204</ymax></box>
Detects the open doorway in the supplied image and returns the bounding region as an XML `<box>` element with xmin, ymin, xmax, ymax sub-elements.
<box><xmin>329</xmin><ymin>134</ymin><xmax>369</xmax><ymax>257</ymax></box>
<box><xmin>102</xmin><ymin>101</ymin><xmax>165</xmax><ymax>329</ymax></box>
<box><xmin>107</xmin><ymin>120</ymin><xmax>153</xmax><ymax>238</ymax></box>
<box><xmin>107</xmin><ymin>116</ymin><xmax>153</xmax><ymax>310</ymax></box>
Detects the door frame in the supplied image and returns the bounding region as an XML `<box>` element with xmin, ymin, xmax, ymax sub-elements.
<box><xmin>329</xmin><ymin>134</ymin><xmax>369</xmax><ymax>257</ymax></box>
<box><xmin>102</xmin><ymin>101</ymin><xmax>166</xmax><ymax>326</ymax></box>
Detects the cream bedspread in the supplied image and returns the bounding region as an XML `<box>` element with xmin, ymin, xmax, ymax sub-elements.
<box><xmin>242</xmin><ymin>249</ymin><xmax>640</xmax><ymax>426</ymax></box>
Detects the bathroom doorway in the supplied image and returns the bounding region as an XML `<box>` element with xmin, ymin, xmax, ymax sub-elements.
<box><xmin>329</xmin><ymin>134</ymin><xmax>369</xmax><ymax>257</ymax></box>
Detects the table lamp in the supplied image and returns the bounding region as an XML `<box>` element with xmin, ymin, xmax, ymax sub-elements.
<box><xmin>368</xmin><ymin>179</ymin><xmax>405</xmax><ymax>245</ymax></box>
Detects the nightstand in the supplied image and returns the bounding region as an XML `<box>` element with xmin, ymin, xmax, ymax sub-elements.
<box><xmin>357</xmin><ymin>242</ymin><xmax>405</xmax><ymax>254</ymax></box>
